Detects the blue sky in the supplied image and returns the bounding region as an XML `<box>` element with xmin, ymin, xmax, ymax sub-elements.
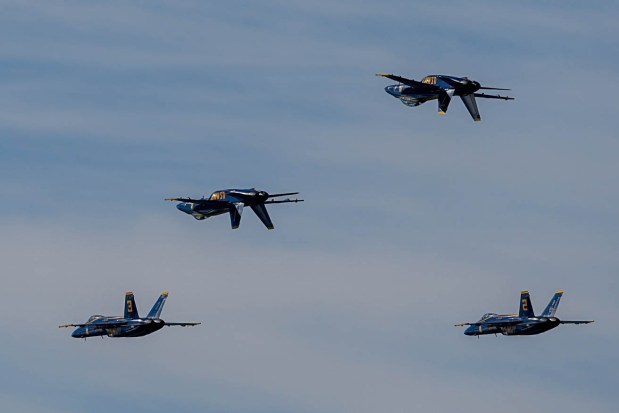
<box><xmin>1</xmin><ymin>1</ymin><xmax>618</xmax><ymax>412</ymax></box>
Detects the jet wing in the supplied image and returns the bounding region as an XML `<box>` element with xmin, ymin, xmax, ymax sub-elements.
<box><xmin>455</xmin><ymin>320</ymin><xmax>521</xmax><ymax>327</ymax></box>
<box><xmin>165</xmin><ymin>322</ymin><xmax>201</xmax><ymax>327</ymax></box>
<box><xmin>474</xmin><ymin>93</ymin><xmax>514</xmax><ymax>100</ymax></box>
<box><xmin>58</xmin><ymin>321</ymin><xmax>128</xmax><ymax>328</ymax></box>
<box><xmin>560</xmin><ymin>320</ymin><xmax>594</xmax><ymax>324</ymax></box>
<box><xmin>376</xmin><ymin>73</ymin><xmax>439</xmax><ymax>89</ymax></box>
<box><xmin>165</xmin><ymin>197</ymin><xmax>227</xmax><ymax>207</ymax></box>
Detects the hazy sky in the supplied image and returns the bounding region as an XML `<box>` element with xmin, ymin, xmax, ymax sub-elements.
<box><xmin>1</xmin><ymin>1</ymin><xmax>618</xmax><ymax>412</ymax></box>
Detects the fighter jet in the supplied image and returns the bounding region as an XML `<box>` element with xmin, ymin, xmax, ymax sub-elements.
<box><xmin>455</xmin><ymin>290</ymin><xmax>593</xmax><ymax>336</ymax></box>
<box><xmin>165</xmin><ymin>188</ymin><xmax>303</xmax><ymax>230</ymax></box>
<box><xmin>376</xmin><ymin>73</ymin><xmax>514</xmax><ymax>121</ymax></box>
<box><xmin>59</xmin><ymin>291</ymin><xmax>200</xmax><ymax>339</ymax></box>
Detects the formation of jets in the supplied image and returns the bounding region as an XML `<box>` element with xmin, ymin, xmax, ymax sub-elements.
<box><xmin>59</xmin><ymin>74</ymin><xmax>594</xmax><ymax>343</ymax></box>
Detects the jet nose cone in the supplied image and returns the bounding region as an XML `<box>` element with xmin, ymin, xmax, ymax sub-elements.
<box><xmin>464</xmin><ymin>326</ymin><xmax>477</xmax><ymax>336</ymax></box>
<box><xmin>384</xmin><ymin>85</ymin><xmax>400</xmax><ymax>96</ymax></box>
<box><xmin>71</xmin><ymin>329</ymin><xmax>84</xmax><ymax>338</ymax></box>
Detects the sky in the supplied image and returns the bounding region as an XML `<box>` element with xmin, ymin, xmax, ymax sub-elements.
<box><xmin>1</xmin><ymin>1</ymin><xmax>618</xmax><ymax>412</ymax></box>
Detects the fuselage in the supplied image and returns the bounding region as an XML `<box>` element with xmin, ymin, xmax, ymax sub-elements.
<box><xmin>175</xmin><ymin>188</ymin><xmax>269</xmax><ymax>220</ymax></box>
<box><xmin>176</xmin><ymin>203</ymin><xmax>227</xmax><ymax>220</ymax></box>
<box><xmin>464</xmin><ymin>313</ymin><xmax>561</xmax><ymax>336</ymax></box>
<box><xmin>384</xmin><ymin>75</ymin><xmax>481</xmax><ymax>107</ymax></box>
<box><xmin>71</xmin><ymin>315</ymin><xmax>166</xmax><ymax>338</ymax></box>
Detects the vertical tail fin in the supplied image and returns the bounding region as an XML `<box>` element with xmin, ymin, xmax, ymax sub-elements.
<box><xmin>542</xmin><ymin>290</ymin><xmax>564</xmax><ymax>317</ymax></box>
<box><xmin>251</xmin><ymin>203</ymin><xmax>274</xmax><ymax>230</ymax></box>
<box><xmin>147</xmin><ymin>291</ymin><xmax>169</xmax><ymax>319</ymax></box>
<box><xmin>229</xmin><ymin>203</ymin><xmax>243</xmax><ymax>229</ymax></box>
<box><xmin>437</xmin><ymin>89</ymin><xmax>454</xmax><ymax>115</ymax></box>
<box><xmin>460</xmin><ymin>94</ymin><xmax>481</xmax><ymax>121</ymax></box>
<box><xmin>519</xmin><ymin>290</ymin><xmax>535</xmax><ymax>317</ymax></box>
<box><xmin>124</xmin><ymin>292</ymin><xmax>139</xmax><ymax>319</ymax></box>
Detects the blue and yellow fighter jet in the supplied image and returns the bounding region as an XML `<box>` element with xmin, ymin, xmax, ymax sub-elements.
<box><xmin>376</xmin><ymin>73</ymin><xmax>514</xmax><ymax>121</ymax></box>
<box><xmin>59</xmin><ymin>292</ymin><xmax>200</xmax><ymax>339</ymax></box>
<box><xmin>455</xmin><ymin>290</ymin><xmax>593</xmax><ymax>336</ymax></box>
<box><xmin>165</xmin><ymin>188</ymin><xmax>303</xmax><ymax>229</ymax></box>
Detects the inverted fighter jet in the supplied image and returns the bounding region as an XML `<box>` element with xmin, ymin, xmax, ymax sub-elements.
<box><xmin>455</xmin><ymin>290</ymin><xmax>593</xmax><ymax>336</ymax></box>
<box><xmin>376</xmin><ymin>73</ymin><xmax>514</xmax><ymax>121</ymax></box>
<box><xmin>59</xmin><ymin>291</ymin><xmax>200</xmax><ymax>339</ymax></box>
<box><xmin>165</xmin><ymin>188</ymin><xmax>303</xmax><ymax>229</ymax></box>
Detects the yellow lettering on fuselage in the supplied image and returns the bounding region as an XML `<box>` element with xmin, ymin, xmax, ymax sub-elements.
<box><xmin>210</xmin><ymin>192</ymin><xmax>226</xmax><ymax>200</ymax></box>
<box><xmin>422</xmin><ymin>76</ymin><xmax>437</xmax><ymax>85</ymax></box>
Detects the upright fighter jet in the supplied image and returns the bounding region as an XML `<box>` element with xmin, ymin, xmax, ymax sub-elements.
<box><xmin>59</xmin><ymin>292</ymin><xmax>200</xmax><ymax>339</ymax></box>
<box><xmin>455</xmin><ymin>290</ymin><xmax>593</xmax><ymax>336</ymax></box>
<box><xmin>376</xmin><ymin>73</ymin><xmax>514</xmax><ymax>121</ymax></box>
<box><xmin>166</xmin><ymin>188</ymin><xmax>303</xmax><ymax>230</ymax></box>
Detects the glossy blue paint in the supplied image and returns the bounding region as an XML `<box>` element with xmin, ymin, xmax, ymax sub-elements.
<box><xmin>377</xmin><ymin>73</ymin><xmax>514</xmax><ymax>121</ymax></box>
<box><xmin>165</xmin><ymin>188</ymin><xmax>303</xmax><ymax>230</ymax></box>
<box><xmin>456</xmin><ymin>290</ymin><xmax>593</xmax><ymax>337</ymax></box>
<box><xmin>60</xmin><ymin>292</ymin><xmax>200</xmax><ymax>339</ymax></box>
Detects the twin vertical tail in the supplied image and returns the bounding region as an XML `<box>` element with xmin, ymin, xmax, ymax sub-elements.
<box><xmin>228</xmin><ymin>202</ymin><xmax>274</xmax><ymax>229</ymax></box>
<box><xmin>124</xmin><ymin>292</ymin><xmax>139</xmax><ymax>319</ymax></box>
<box><xmin>542</xmin><ymin>290</ymin><xmax>564</xmax><ymax>317</ymax></box>
<box><xmin>519</xmin><ymin>291</ymin><xmax>535</xmax><ymax>318</ymax></box>
<box><xmin>147</xmin><ymin>291</ymin><xmax>169</xmax><ymax>319</ymax></box>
